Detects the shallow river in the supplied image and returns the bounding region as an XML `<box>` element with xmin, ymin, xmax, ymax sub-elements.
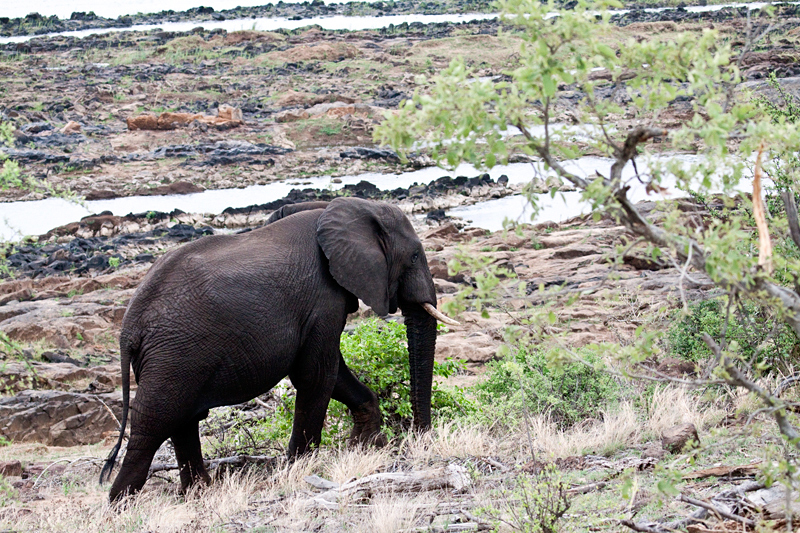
<box><xmin>1</xmin><ymin>153</ymin><xmax>735</xmax><ymax>241</ymax></box>
<box><xmin>2</xmin><ymin>1</ymin><xmax>792</xmax><ymax>44</ymax></box>
<box><xmin>3</xmin><ymin>0</ymin><xmax>769</xmax><ymax>20</ymax></box>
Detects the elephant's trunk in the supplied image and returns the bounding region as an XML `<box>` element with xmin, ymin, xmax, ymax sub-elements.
<box><xmin>402</xmin><ymin>301</ymin><xmax>437</xmax><ymax>431</ymax></box>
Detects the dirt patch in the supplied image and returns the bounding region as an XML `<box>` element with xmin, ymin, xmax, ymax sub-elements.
<box><xmin>274</xmin><ymin>42</ymin><xmax>361</xmax><ymax>62</ymax></box>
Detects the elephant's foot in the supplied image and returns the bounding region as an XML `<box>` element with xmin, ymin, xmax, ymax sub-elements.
<box><xmin>178</xmin><ymin>461</ymin><xmax>211</xmax><ymax>494</ymax></box>
<box><xmin>348</xmin><ymin>402</ymin><xmax>386</xmax><ymax>447</ymax></box>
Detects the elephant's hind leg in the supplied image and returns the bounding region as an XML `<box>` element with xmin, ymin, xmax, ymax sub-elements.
<box><xmin>171</xmin><ymin>417</ymin><xmax>211</xmax><ymax>493</ymax></box>
<box><xmin>109</xmin><ymin>432</ymin><xmax>163</xmax><ymax>503</ymax></box>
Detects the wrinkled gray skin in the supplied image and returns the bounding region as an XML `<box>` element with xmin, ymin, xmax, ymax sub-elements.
<box><xmin>100</xmin><ymin>198</ymin><xmax>439</xmax><ymax>502</ymax></box>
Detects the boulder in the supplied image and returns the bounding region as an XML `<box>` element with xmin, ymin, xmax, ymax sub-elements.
<box><xmin>435</xmin><ymin>332</ymin><xmax>498</xmax><ymax>363</ymax></box>
<box><xmin>661</xmin><ymin>423</ymin><xmax>699</xmax><ymax>453</ymax></box>
<box><xmin>127</xmin><ymin>105</ymin><xmax>244</xmax><ymax>130</ymax></box>
<box><xmin>0</xmin><ymin>390</ymin><xmax>126</xmax><ymax>446</ymax></box>
<box><xmin>59</xmin><ymin>121</ymin><xmax>82</xmax><ymax>134</ymax></box>
<box><xmin>0</xmin><ymin>460</ymin><xmax>22</xmax><ymax>477</ymax></box>
<box><xmin>274</xmin><ymin>109</ymin><xmax>310</xmax><ymax>123</ymax></box>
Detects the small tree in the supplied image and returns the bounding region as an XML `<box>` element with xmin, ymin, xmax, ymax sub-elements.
<box><xmin>377</xmin><ymin>0</ymin><xmax>800</xmax><ymax>451</ymax></box>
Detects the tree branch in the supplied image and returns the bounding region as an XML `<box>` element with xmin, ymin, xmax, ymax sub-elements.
<box><xmin>780</xmin><ymin>190</ymin><xmax>800</xmax><ymax>250</ymax></box>
<box><xmin>677</xmin><ymin>494</ymin><xmax>755</xmax><ymax>527</ymax></box>
<box><xmin>702</xmin><ymin>334</ymin><xmax>800</xmax><ymax>447</ymax></box>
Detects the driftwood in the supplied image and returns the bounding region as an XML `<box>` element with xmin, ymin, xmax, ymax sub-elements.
<box><xmin>305</xmin><ymin>465</ymin><xmax>472</xmax><ymax>509</ymax></box>
<box><xmin>620</xmin><ymin>481</ymin><xmax>765</xmax><ymax>533</ymax></box>
<box><xmin>682</xmin><ymin>462</ymin><xmax>761</xmax><ymax>480</ymax></box>
<box><xmin>149</xmin><ymin>454</ymin><xmax>276</xmax><ymax>474</ymax></box>
<box><xmin>567</xmin><ymin>481</ymin><xmax>607</xmax><ymax>495</ymax></box>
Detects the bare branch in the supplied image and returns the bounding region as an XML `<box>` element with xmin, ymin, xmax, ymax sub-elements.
<box><xmin>702</xmin><ymin>334</ymin><xmax>800</xmax><ymax>447</ymax></box>
<box><xmin>775</xmin><ymin>373</ymin><xmax>800</xmax><ymax>397</ymax></box>
<box><xmin>515</xmin><ymin>121</ymin><xmax>588</xmax><ymax>189</ymax></box>
<box><xmin>149</xmin><ymin>454</ymin><xmax>276</xmax><ymax>474</ymax></box>
<box><xmin>610</xmin><ymin>127</ymin><xmax>667</xmax><ymax>185</ymax></box>
<box><xmin>753</xmin><ymin>145</ymin><xmax>773</xmax><ymax>273</ymax></box>
<box><xmin>677</xmin><ymin>494</ymin><xmax>755</xmax><ymax>527</ymax></box>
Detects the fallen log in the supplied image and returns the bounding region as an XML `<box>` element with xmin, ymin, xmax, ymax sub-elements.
<box><xmin>306</xmin><ymin>464</ymin><xmax>472</xmax><ymax>509</ymax></box>
<box><xmin>149</xmin><ymin>454</ymin><xmax>275</xmax><ymax>474</ymax></box>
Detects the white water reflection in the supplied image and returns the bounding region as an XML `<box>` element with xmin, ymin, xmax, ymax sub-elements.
<box><xmin>6</xmin><ymin>1</ymin><xmax>797</xmax><ymax>44</ymax></box>
<box><xmin>0</xmin><ymin>153</ymin><xmax>759</xmax><ymax>240</ymax></box>
<box><xmin>0</xmin><ymin>161</ymin><xmax>533</xmax><ymax>240</ymax></box>
<box><xmin>0</xmin><ymin>13</ymin><xmax>498</xmax><ymax>44</ymax></box>
<box><xmin>446</xmin><ymin>154</ymin><xmax>755</xmax><ymax>231</ymax></box>
<box><xmin>3</xmin><ymin>0</ymin><xmax>342</xmax><ymax>20</ymax></box>
<box><xmin>4</xmin><ymin>0</ymin><xmax>787</xmax><ymax>20</ymax></box>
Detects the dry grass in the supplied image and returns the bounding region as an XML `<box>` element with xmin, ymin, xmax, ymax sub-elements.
<box><xmin>401</xmin><ymin>420</ymin><xmax>502</xmax><ymax>464</ymax></box>
<box><xmin>524</xmin><ymin>402</ymin><xmax>640</xmax><ymax>458</ymax></box>
<box><xmin>0</xmin><ymin>382</ymin><xmax>776</xmax><ymax>532</ymax></box>
<box><xmin>322</xmin><ymin>445</ymin><xmax>391</xmax><ymax>484</ymax></box>
<box><xmin>645</xmin><ymin>385</ymin><xmax>726</xmax><ymax>438</ymax></box>
<box><xmin>359</xmin><ymin>493</ymin><xmax>432</xmax><ymax>533</ymax></box>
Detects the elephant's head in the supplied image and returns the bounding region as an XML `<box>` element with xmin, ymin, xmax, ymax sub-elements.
<box><xmin>316</xmin><ymin>197</ymin><xmax>457</xmax><ymax>430</ymax></box>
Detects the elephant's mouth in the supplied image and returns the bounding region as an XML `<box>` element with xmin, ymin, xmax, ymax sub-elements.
<box><xmin>422</xmin><ymin>303</ymin><xmax>459</xmax><ymax>326</ymax></box>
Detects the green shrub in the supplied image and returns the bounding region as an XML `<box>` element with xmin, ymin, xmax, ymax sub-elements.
<box><xmin>473</xmin><ymin>344</ymin><xmax>622</xmax><ymax>429</ymax></box>
<box><xmin>334</xmin><ymin>319</ymin><xmax>469</xmax><ymax>438</ymax></box>
<box><xmin>667</xmin><ymin>298</ymin><xmax>798</xmax><ymax>370</ymax></box>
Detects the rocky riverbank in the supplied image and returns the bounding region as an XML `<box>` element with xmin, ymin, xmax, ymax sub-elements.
<box><xmin>2</xmin><ymin>14</ymin><xmax>799</xmax><ymax>206</ymax></box>
<box><xmin>0</xmin><ymin>191</ymin><xmax>720</xmax><ymax>454</ymax></box>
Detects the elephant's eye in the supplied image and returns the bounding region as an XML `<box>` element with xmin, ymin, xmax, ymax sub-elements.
<box><xmin>411</xmin><ymin>253</ymin><xmax>419</xmax><ymax>264</ymax></box>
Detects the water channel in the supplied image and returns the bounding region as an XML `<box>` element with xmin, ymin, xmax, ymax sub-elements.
<box><xmin>2</xmin><ymin>1</ymin><xmax>794</xmax><ymax>44</ymax></box>
<box><xmin>0</xmin><ymin>153</ymin><xmax>740</xmax><ymax>241</ymax></box>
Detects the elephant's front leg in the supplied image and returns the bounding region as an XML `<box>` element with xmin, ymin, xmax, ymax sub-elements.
<box><xmin>287</xmin><ymin>356</ymin><xmax>339</xmax><ymax>457</ymax></box>
<box><xmin>171</xmin><ymin>416</ymin><xmax>211</xmax><ymax>493</ymax></box>
<box><xmin>331</xmin><ymin>353</ymin><xmax>386</xmax><ymax>447</ymax></box>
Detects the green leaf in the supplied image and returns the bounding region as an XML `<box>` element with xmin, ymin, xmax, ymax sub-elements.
<box><xmin>597</xmin><ymin>44</ymin><xmax>616</xmax><ymax>60</ymax></box>
<box><xmin>542</xmin><ymin>73</ymin><xmax>556</xmax><ymax>97</ymax></box>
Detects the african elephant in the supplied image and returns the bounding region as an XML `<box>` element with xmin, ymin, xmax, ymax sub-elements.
<box><xmin>99</xmin><ymin>197</ymin><xmax>457</xmax><ymax>502</ymax></box>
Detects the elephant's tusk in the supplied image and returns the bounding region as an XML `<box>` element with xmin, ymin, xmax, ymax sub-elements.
<box><xmin>422</xmin><ymin>303</ymin><xmax>460</xmax><ymax>326</ymax></box>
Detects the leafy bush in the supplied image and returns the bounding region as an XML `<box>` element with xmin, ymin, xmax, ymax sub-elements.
<box><xmin>478</xmin><ymin>466</ymin><xmax>570</xmax><ymax>533</ymax></box>
<box><xmin>667</xmin><ymin>298</ymin><xmax>798</xmax><ymax>371</ymax></box>
<box><xmin>473</xmin><ymin>344</ymin><xmax>622</xmax><ymax>429</ymax></box>
<box><xmin>333</xmin><ymin>318</ymin><xmax>470</xmax><ymax>437</ymax></box>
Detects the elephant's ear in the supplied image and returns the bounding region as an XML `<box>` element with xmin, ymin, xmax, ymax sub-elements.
<box><xmin>317</xmin><ymin>198</ymin><xmax>391</xmax><ymax>316</ymax></box>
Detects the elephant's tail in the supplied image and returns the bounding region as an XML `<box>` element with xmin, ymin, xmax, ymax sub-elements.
<box><xmin>99</xmin><ymin>337</ymin><xmax>133</xmax><ymax>484</ymax></box>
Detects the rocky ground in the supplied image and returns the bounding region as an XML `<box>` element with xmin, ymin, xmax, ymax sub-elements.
<box><xmin>1</xmin><ymin>5</ymin><xmax>799</xmax><ymax>203</ymax></box>
<box><xmin>0</xmin><ymin>3</ymin><xmax>799</xmax><ymax>531</ymax></box>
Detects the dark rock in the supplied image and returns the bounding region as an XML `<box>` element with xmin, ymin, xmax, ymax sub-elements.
<box><xmin>20</xmin><ymin>122</ymin><xmax>52</xmax><ymax>134</ymax></box>
<box><xmin>340</xmin><ymin>147</ymin><xmax>399</xmax><ymax>161</ymax></box>
<box><xmin>343</xmin><ymin>180</ymin><xmax>380</xmax><ymax>198</ymax></box>
<box><xmin>86</xmin><ymin>255</ymin><xmax>109</xmax><ymax>270</ymax></box>
<box><xmin>0</xmin><ymin>460</ymin><xmax>22</xmax><ymax>477</ymax></box>
<box><xmin>41</xmin><ymin>351</ymin><xmax>84</xmax><ymax>365</ymax></box>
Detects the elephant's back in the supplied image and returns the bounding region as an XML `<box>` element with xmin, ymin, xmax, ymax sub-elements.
<box><xmin>120</xmin><ymin>209</ymin><xmax>333</xmax><ymax>360</ymax></box>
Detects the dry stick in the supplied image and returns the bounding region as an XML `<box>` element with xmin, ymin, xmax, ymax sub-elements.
<box><xmin>774</xmin><ymin>373</ymin><xmax>800</xmax><ymax>397</ymax></box>
<box><xmin>149</xmin><ymin>454</ymin><xmax>275</xmax><ymax>474</ymax></box>
<box><xmin>95</xmin><ymin>396</ymin><xmax>121</xmax><ymax>428</ymax></box>
<box><xmin>677</xmin><ymin>494</ymin><xmax>756</xmax><ymax>527</ymax></box>
<box><xmin>753</xmin><ymin>144</ymin><xmax>773</xmax><ymax>274</ymax></box>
